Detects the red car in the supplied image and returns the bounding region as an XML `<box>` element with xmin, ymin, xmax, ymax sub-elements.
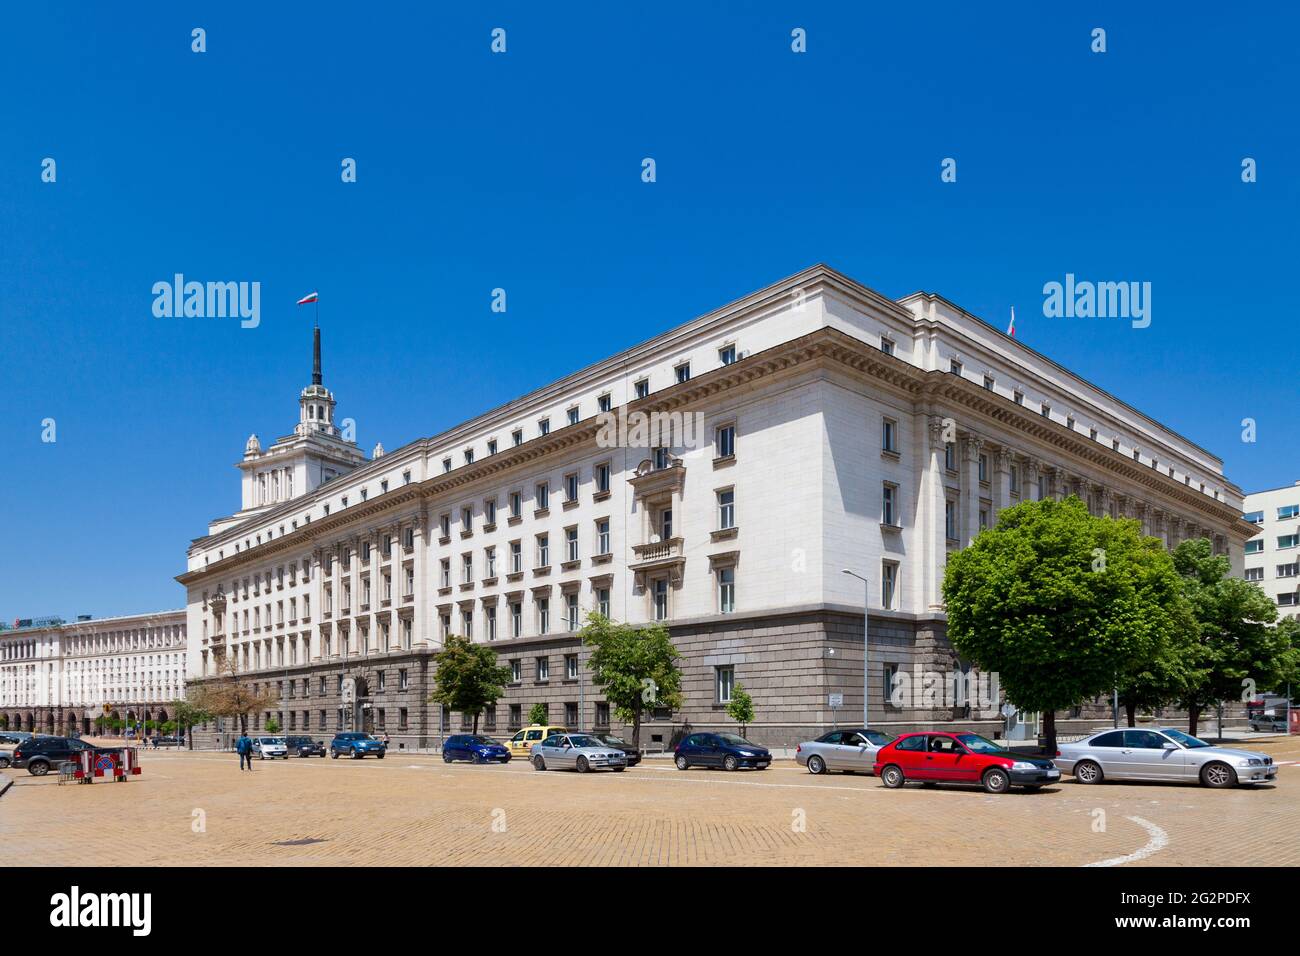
<box><xmin>873</xmin><ymin>731</ymin><xmax>1061</xmax><ymax>794</ymax></box>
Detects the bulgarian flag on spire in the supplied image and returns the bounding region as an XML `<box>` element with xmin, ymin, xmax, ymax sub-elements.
<box><xmin>1007</xmin><ymin>306</ymin><xmax>1016</xmax><ymax>338</ymax></box>
<box><xmin>296</xmin><ymin>291</ymin><xmax>319</xmax><ymax>305</ymax></box>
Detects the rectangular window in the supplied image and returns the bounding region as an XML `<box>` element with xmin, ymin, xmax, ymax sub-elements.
<box><xmin>635</xmin><ymin>379</ymin><xmax>649</xmax><ymax>399</ymax></box>
<box><xmin>565</xmin><ymin>472</ymin><xmax>579</xmax><ymax>502</ymax></box>
<box><xmin>945</xmin><ymin>500</ymin><xmax>957</xmax><ymax>540</ymax></box>
<box><xmin>598</xmin><ymin>394</ymin><xmax>612</xmax><ymax>413</ymax></box>
<box><xmin>511</xmin><ymin>541</ymin><xmax>522</xmax><ymax>573</ymax></box>
<box><xmin>880</xmin><ymin>337</ymin><xmax>895</xmax><ymax>356</ymax></box>
<box><xmin>718</xmin><ymin>567</ymin><xmax>735</xmax><ymax>614</ymax></box>
<box><xmin>596</xmin><ymin>702</ymin><xmax>610</xmax><ymax>727</ymax></box>
<box><xmin>716</xmin><ymin>666</ymin><xmax>734</xmax><ymax>704</ymax></box>
<box><xmin>509</xmin><ymin>491</ymin><xmax>522</xmax><ymax>518</ymax></box>
<box><xmin>485</xmin><ymin>546</ymin><xmax>496</xmax><ymax>578</ymax></box>
<box><xmin>535</xmin><ymin>482</ymin><xmax>549</xmax><ymax>511</ymax></box>
<box><xmin>1278</xmin><ymin>535</ymin><xmax>1298</xmax><ymax>550</ymax></box>
<box><xmin>537</xmin><ymin>599</ymin><xmax>550</xmax><ymax>634</ymax></box>
<box><xmin>1245</xmin><ymin>540</ymin><xmax>1264</xmax><ymax>554</ymax></box>
<box><xmin>538</xmin><ymin>418</ymin><xmax>550</xmax><ymax>436</ymax></box>
<box><xmin>978</xmin><ymin>454</ymin><xmax>988</xmax><ymax>483</ymax></box>
<box><xmin>944</xmin><ymin>443</ymin><xmax>955</xmax><ymax>471</ymax></box>
<box><xmin>882</xmin><ymin>483</ymin><xmax>897</xmax><ymax>526</ymax></box>
<box><xmin>597</xmin><ymin>518</ymin><xmax>610</xmax><ymax>555</ymax></box>
<box><xmin>950</xmin><ymin>359</ymin><xmax>962</xmax><ymax>375</ymax></box>
<box><xmin>536</xmin><ymin>656</ymin><xmax>549</xmax><ymax>681</ymax></box>
<box><xmin>511</xmin><ymin>602</ymin><xmax>522</xmax><ymax>637</ymax></box>
<box><xmin>512</xmin><ymin>429</ymin><xmax>523</xmax><ymax>447</ymax></box>
<box><xmin>537</xmin><ymin>534</ymin><xmax>550</xmax><ymax>568</ymax></box>
<box><xmin>983</xmin><ymin>374</ymin><xmax>994</xmax><ymax>391</ymax></box>
<box><xmin>716</xmin><ymin>424</ymin><xmax>735</xmax><ymax>459</ymax></box>
<box><xmin>719</xmin><ymin>344</ymin><xmax>737</xmax><ymax>365</ymax></box>
<box><xmin>487</xmin><ymin>605</ymin><xmax>498</xmax><ymax>640</ymax></box>
<box><xmin>597</xmin><ymin>587</ymin><xmax>610</xmax><ymax>618</ymax></box>
<box><xmin>881</xmin><ymin>560</ymin><xmax>899</xmax><ymax>610</ymax></box>
<box><xmin>1276</xmin><ymin>564</ymin><xmax>1298</xmax><ymax>578</ymax></box>
<box><xmin>882</xmin><ymin>418</ymin><xmax>898</xmax><ymax>453</ymax></box>
<box><xmin>1244</xmin><ymin>511</ymin><xmax>1264</xmax><ymax>525</ymax></box>
<box><xmin>566</xmin><ymin>593</ymin><xmax>579</xmax><ymax>630</ymax></box>
<box><xmin>594</xmin><ymin>462</ymin><xmax>611</xmax><ymax>494</ymax></box>
<box><xmin>675</xmin><ymin>362</ymin><xmax>691</xmax><ymax>383</ymax></box>
<box><xmin>510</xmin><ymin>659</ymin><xmax>521</xmax><ymax>683</ymax></box>
<box><xmin>718</xmin><ymin>489</ymin><xmax>735</xmax><ymax>529</ymax></box>
<box><xmin>484</xmin><ymin>498</ymin><xmax>496</xmax><ymax>525</ymax></box>
<box><xmin>1280</xmin><ymin>505</ymin><xmax>1300</xmax><ymax>521</ymax></box>
<box><xmin>653</xmin><ymin>579</ymin><xmax>668</xmax><ymax>620</ymax></box>
<box><xmin>567</xmin><ymin>406</ymin><xmax>580</xmax><ymax>426</ymax></box>
<box><xmin>565</xmin><ymin>527</ymin><xmax>579</xmax><ymax>562</ymax></box>
<box><xmin>487</xmin><ymin>439</ymin><xmax>497</xmax><ymax>456</ymax></box>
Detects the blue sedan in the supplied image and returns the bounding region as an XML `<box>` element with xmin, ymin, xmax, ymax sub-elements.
<box><xmin>443</xmin><ymin>734</ymin><xmax>511</xmax><ymax>764</ymax></box>
<box><xmin>675</xmin><ymin>732</ymin><xmax>771</xmax><ymax>771</ymax></box>
<box><xmin>330</xmin><ymin>732</ymin><xmax>386</xmax><ymax>759</ymax></box>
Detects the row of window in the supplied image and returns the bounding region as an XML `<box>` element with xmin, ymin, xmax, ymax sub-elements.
<box><xmin>1244</xmin><ymin>504</ymin><xmax>1300</xmax><ymax>525</ymax></box>
<box><xmin>1246</xmin><ymin>535</ymin><xmax>1300</xmax><ymax>554</ymax></box>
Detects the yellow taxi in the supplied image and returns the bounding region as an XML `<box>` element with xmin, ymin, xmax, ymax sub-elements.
<box><xmin>507</xmin><ymin>725</ymin><xmax>567</xmax><ymax>758</ymax></box>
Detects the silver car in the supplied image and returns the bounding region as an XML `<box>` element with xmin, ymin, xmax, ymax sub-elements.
<box><xmin>531</xmin><ymin>733</ymin><xmax>628</xmax><ymax>773</ymax></box>
<box><xmin>1055</xmin><ymin>727</ymin><xmax>1277</xmax><ymax>788</ymax></box>
<box><xmin>796</xmin><ymin>727</ymin><xmax>895</xmax><ymax>775</ymax></box>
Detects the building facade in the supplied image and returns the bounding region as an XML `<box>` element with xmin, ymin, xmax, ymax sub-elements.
<box><xmin>0</xmin><ymin>610</ymin><xmax>187</xmax><ymax>735</ymax></box>
<box><xmin>1242</xmin><ymin>482</ymin><xmax>1300</xmax><ymax>620</ymax></box>
<box><xmin>179</xmin><ymin>266</ymin><xmax>1257</xmax><ymax>749</ymax></box>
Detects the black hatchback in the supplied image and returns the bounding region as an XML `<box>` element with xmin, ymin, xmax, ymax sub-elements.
<box><xmin>590</xmin><ymin>733</ymin><xmax>642</xmax><ymax>766</ymax></box>
<box><xmin>10</xmin><ymin>736</ymin><xmax>109</xmax><ymax>776</ymax></box>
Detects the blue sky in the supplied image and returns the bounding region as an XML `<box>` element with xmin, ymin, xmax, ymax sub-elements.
<box><xmin>0</xmin><ymin>3</ymin><xmax>1295</xmax><ymax>620</ymax></box>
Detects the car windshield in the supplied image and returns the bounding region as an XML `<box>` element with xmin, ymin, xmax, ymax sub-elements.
<box><xmin>566</xmin><ymin>736</ymin><xmax>602</xmax><ymax>748</ymax></box>
<box><xmin>467</xmin><ymin>736</ymin><xmax>497</xmax><ymax>745</ymax></box>
<box><xmin>1162</xmin><ymin>729</ymin><xmax>1210</xmax><ymax>749</ymax></box>
<box><xmin>862</xmin><ymin>731</ymin><xmax>895</xmax><ymax>746</ymax></box>
<box><xmin>955</xmin><ymin>734</ymin><xmax>1005</xmax><ymax>754</ymax></box>
<box><xmin>715</xmin><ymin>734</ymin><xmax>756</xmax><ymax>747</ymax></box>
<box><xmin>602</xmin><ymin>737</ymin><xmax>630</xmax><ymax>747</ymax></box>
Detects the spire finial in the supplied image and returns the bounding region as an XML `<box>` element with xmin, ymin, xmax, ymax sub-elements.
<box><xmin>312</xmin><ymin>327</ymin><xmax>322</xmax><ymax>386</ymax></box>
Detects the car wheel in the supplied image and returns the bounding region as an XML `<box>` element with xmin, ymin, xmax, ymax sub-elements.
<box><xmin>533</xmin><ymin>755</ymin><xmax>546</xmax><ymax>772</ymax></box>
<box><xmin>331</xmin><ymin>750</ymin><xmax>339</xmax><ymax>759</ymax></box>
<box><xmin>472</xmin><ymin>753</ymin><xmax>483</xmax><ymax>764</ymax></box>
<box><xmin>28</xmin><ymin>760</ymin><xmax>50</xmax><ymax>777</ymax></box>
<box><xmin>880</xmin><ymin>765</ymin><xmax>905</xmax><ymax>788</ymax></box>
<box><xmin>723</xmin><ymin>755</ymin><xmax>739</xmax><ymax>772</ymax></box>
<box><xmin>1201</xmin><ymin>762</ymin><xmax>1237</xmax><ymax>789</ymax></box>
<box><xmin>1074</xmin><ymin>760</ymin><xmax>1103</xmax><ymax>785</ymax></box>
<box><xmin>612</xmin><ymin>766</ymin><xmax>626</xmax><ymax>772</ymax></box>
<box><xmin>675</xmin><ymin>755</ymin><xmax>690</xmax><ymax>770</ymax></box>
<box><xmin>351</xmin><ymin>749</ymin><xmax>362</xmax><ymax>759</ymax></box>
<box><xmin>377</xmin><ymin>752</ymin><xmax>384</xmax><ymax>760</ymax></box>
<box><xmin>806</xmin><ymin>755</ymin><xmax>826</xmax><ymax>775</ymax></box>
<box><xmin>982</xmin><ymin>767</ymin><xmax>1010</xmax><ymax>794</ymax></box>
<box><xmin>443</xmin><ymin>753</ymin><xmax>453</xmax><ymax>763</ymax></box>
<box><xmin>576</xmin><ymin>756</ymin><xmax>590</xmax><ymax>774</ymax></box>
<box><xmin>0</xmin><ymin>756</ymin><xmax>10</xmax><ymax>769</ymax></box>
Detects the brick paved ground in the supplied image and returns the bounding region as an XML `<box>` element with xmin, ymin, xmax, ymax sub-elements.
<box><xmin>3</xmin><ymin>736</ymin><xmax>1298</xmax><ymax>867</ymax></box>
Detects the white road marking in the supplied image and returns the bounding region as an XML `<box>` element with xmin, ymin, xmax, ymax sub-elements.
<box><xmin>1084</xmin><ymin>815</ymin><xmax>1169</xmax><ymax>868</ymax></box>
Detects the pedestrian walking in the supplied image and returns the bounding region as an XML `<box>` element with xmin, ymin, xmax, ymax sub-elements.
<box><xmin>236</xmin><ymin>731</ymin><xmax>253</xmax><ymax>771</ymax></box>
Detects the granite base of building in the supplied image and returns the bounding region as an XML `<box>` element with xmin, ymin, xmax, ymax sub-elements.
<box><xmin>179</xmin><ymin>607</ymin><xmax>1253</xmax><ymax>753</ymax></box>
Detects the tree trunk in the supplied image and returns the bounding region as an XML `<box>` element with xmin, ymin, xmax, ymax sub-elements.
<box><xmin>1041</xmin><ymin>710</ymin><xmax>1057</xmax><ymax>756</ymax></box>
<box><xmin>632</xmin><ymin>705</ymin><xmax>642</xmax><ymax>751</ymax></box>
<box><xmin>1125</xmin><ymin>702</ymin><xmax>1137</xmax><ymax>727</ymax></box>
<box><xmin>1188</xmin><ymin>703</ymin><xmax>1201</xmax><ymax>738</ymax></box>
<box><xmin>472</xmin><ymin>712</ymin><xmax>479</xmax><ymax>734</ymax></box>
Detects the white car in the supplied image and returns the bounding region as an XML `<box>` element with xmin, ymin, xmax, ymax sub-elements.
<box><xmin>252</xmin><ymin>736</ymin><xmax>288</xmax><ymax>759</ymax></box>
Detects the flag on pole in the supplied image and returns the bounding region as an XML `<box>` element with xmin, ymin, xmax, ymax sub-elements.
<box><xmin>1006</xmin><ymin>306</ymin><xmax>1016</xmax><ymax>338</ymax></box>
<box><xmin>296</xmin><ymin>292</ymin><xmax>319</xmax><ymax>306</ymax></box>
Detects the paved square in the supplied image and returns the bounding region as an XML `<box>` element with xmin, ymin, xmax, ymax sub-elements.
<box><xmin>3</xmin><ymin>736</ymin><xmax>1298</xmax><ymax>867</ymax></box>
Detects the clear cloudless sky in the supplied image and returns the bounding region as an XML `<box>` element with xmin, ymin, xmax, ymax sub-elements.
<box><xmin>0</xmin><ymin>2</ymin><xmax>1296</xmax><ymax>620</ymax></box>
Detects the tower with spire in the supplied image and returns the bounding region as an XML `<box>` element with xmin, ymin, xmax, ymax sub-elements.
<box><xmin>210</xmin><ymin>325</ymin><xmax>367</xmax><ymax>534</ymax></box>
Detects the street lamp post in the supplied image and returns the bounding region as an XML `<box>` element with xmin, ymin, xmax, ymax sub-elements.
<box><xmin>841</xmin><ymin>569</ymin><xmax>870</xmax><ymax>728</ymax></box>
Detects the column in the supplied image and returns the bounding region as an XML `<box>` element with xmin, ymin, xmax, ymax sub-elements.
<box><xmin>962</xmin><ymin>435</ymin><xmax>983</xmax><ymax>545</ymax></box>
<box><xmin>993</xmin><ymin>447</ymin><xmax>1012</xmax><ymax>520</ymax></box>
<box><xmin>412</xmin><ymin>509</ymin><xmax>430</xmax><ymax>650</ymax></box>
<box><xmin>1026</xmin><ymin>458</ymin><xmax>1042</xmax><ymax>502</ymax></box>
<box><xmin>925</xmin><ymin>416</ymin><xmax>949</xmax><ymax>609</ymax></box>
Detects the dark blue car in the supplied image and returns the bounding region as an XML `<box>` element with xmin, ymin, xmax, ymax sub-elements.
<box><xmin>443</xmin><ymin>734</ymin><xmax>511</xmax><ymax>764</ymax></box>
<box><xmin>675</xmin><ymin>732</ymin><xmax>771</xmax><ymax>771</ymax></box>
<box><xmin>330</xmin><ymin>731</ymin><xmax>386</xmax><ymax>759</ymax></box>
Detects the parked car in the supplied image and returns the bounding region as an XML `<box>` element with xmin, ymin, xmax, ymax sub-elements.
<box><xmin>875</xmin><ymin>731</ymin><xmax>1059</xmax><ymax>793</ymax></box>
<box><xmin>590</xmin><ymin>733</ymin><xmax>641</xmax><ymax>766</ymax></box>
<box><xmin>531</xmin><ymin>733</ymin><xmax>627</xmax><ymax>773</ymax></box>
<box><xmin>1054</xmin><ymin>727</ymin><xmax>1277</xmax><ymax>788</ymax></box>
<box><xmin>1249</xmin><ymin>714</ymin><xmax>1288</xmax><ymax>733</ymax></box>
<box><xmin>796</xmin><ymin>727</ymin><xmax>896</xmax><ymax>775</ymax></box>
<box><xmin>0</xmin><ymin>750</ymin><xmax>12</xmax><ymax>769</ymax></box>
<box><xmin>8</xmin><ymin>736</ymin><xmax>111</xmax><ymax>776</ymax></box>
<box><xmin>674</xmin><ymin>732</ymin><xmax>771</xmax><ymax>771</ymax></box>
<box><xmin>506</xmin><ymin>725</ymin><xmax>567</xmax><ymax>759</ymax></box>
<box><xmin>0</xmin><ymin>731</ymin><xmax>34</xmax><ymax>746</ymax></box>
<box><xmin>286</xmin><ymin>735</ymin><xmax>326</xmax><ymax>757</ymax></box>
<box><xmin>443</xmin><ymin>734</ymin><xmax>511</xmax><ymax>764</ymax></box>
<box><xmin>252</xmin><ymin>736</ymin><xmax>288</xmax><ymax>760</ymax></box>
<box><xmin>330</xmin><ymin>732</ymin><xmax>386</xmax><ymax>759</ymax></box>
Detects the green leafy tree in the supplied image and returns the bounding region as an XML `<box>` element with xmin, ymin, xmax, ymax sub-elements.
<box><xmin>265</xmin><ymin>717</ymin><xmax>280</xmax><ymax>734</ymax></box>
<box><xmin>943</xmin><ymin>496</ymin><xmax>1186</xmax><ymax>755</ymax></box>
<box><xmin>580</xmin><ymin>613</ymin><xmax>682</xmax><ymax>750</ymax></box>
<box><xmin>1173</xmin><ymin>538</ymin><xmax>1298</xmax><ymax>736</ymax></box>
<box><xmin>429</xmin><ymin>635</ymin><xmax>514</xmax><ymax>733</ymax></box>
<box><xmin>1117</xmin><ymin>612</ymin><xmax>1201</xmax><ymax>726</ymax></box>
<box><xmin>172</xmin><ymin>695</ymin><xmax>213</xmax><ymax>750</ymax></box>
<box><xmin>726</xmin><ymin>684</ymin><xmax>755</xmax><ymax>737</ymax></box>
<box><xmin>528</xmin><ymin>702</ymin><xmax>549</xmax><ymax>727</ymax></box>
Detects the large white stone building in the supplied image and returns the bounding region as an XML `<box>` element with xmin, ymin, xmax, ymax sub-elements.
<box><xmin>0</xmin><ymin>611</ymin><xmax>187</xmax><ymax>735</ymax></box>
<box><xmin>1242</xmin><ymin>482</ymin><xmax>1300</xmax><ymax>620</ymax></box>
<box><xmin>179</xmin><ymin>265</ymin><xmax>1257</xmax><ymax>748</ymax></box>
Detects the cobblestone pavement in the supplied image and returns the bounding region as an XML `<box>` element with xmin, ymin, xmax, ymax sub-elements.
<box><xmin>3</xmin><ymin>737</ymin><xmax>1298</xmax><ymax>867</ymax></box>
